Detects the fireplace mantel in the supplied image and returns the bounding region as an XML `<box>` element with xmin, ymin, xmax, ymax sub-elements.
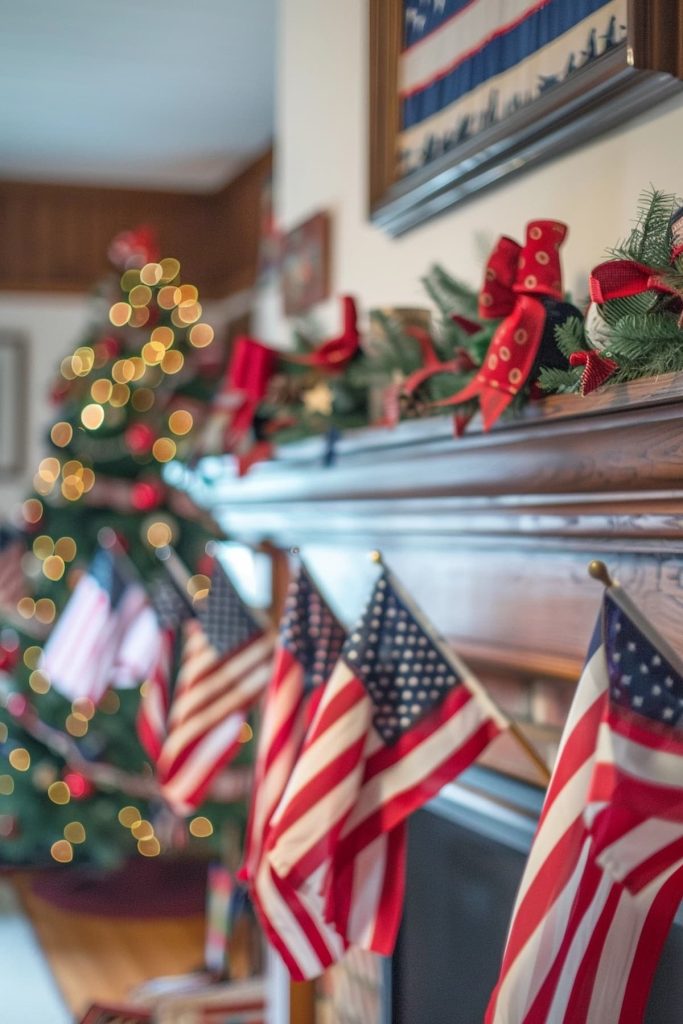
<box><xmin>176</xmin><ymin>373</ymin><xmax>683</xmax><ymax>783</ymax></box>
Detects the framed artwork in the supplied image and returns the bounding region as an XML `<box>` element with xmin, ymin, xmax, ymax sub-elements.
<box><xmin>281</xmin><ymin>212</ymin><xmax>331</xmax><ymax>316</ymax></box>
<box><xmin>0</xmin><ymin>332</ymin><xmax>27</xmax><ymax>475</ymax></box>
<box><xmin>370</xmin><ymin>0</ymin><xmax>683</xmax><ymax>236</ymax></box>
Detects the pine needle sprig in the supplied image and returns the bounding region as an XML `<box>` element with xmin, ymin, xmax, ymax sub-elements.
<box><xmin>537</xmin><ymin>365</ymin><xmax>583</xmax><ymax>393</ymax></box>
<box><xmin>609</xmin><ymin>187</ymin><xmax>680</xmax><ymax>267</ymax></box>
<box><xmin>554</xmin><ymin>317</ymin><xmax>587</xmax><ymax>359</ymax></box>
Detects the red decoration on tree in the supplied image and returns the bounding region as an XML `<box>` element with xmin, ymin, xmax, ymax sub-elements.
<box><xmin>0</xmin><ymin>631</ymin><xmax>20</xmax><ymax>673</ymax></box>
<box><xmin>131</xmin><ymin>479</ymin><xmax>166</xmax><ymax>512</ymax></box>
<box><xmin>63</xmin><ymin>771</ymin><xmax>94</xmax><ymax>800</ymax></box>
<box><xmin>95</xmin><ymin>335</ymin><xmax>122</xmax><ymax>362</ymax></box>
<box><xmin>108</xmin><ymin>225</ymin><xmax>160</xmax><ymax>270</ymax></box>
<box><xmin>569</xmin><ymin>350</ymin><xmax>619</xmax><ymax>395</ymax></box>
<box><xmin>5</xmin><ymin>693</ymin><xmax>29</xmax><ymax>718</ymax></box>
<box><xmin>125</xmin><ymin>423</ymin><xmax>157</xmax><ymax>455</ymax></box>
<box><xmin>197</xmin><ymin>552</ymin><xmax>215</xmax><ymax>578</ymax></box>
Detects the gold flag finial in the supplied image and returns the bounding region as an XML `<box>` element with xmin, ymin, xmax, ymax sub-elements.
<box><xmin>588</xmin><ymin>560</ymin><xmax>614</xmax><ymax>588</ymax></box>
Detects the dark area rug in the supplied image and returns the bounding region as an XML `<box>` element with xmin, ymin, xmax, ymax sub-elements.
<box><xmin>31</xmin><ymin>856</ymin><xmax>209</xmax><ymax>917</ymax></box>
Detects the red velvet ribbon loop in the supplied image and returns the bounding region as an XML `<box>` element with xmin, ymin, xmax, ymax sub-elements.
<box><xmin>225</xmin><ymin>335</ymin><xmax>277</xmax><ymax>442</ymax></box>
<box><xmin>588</xmin><ymin>259</ymin><xmax>676</xmax><ymax>304</ymax></box>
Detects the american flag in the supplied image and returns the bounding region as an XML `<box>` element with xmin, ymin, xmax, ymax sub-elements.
<box><xmin>0</xmin><ymin>526</ymin><xmax>25</xmax><ymax>613</ymax></box>
<box><xmin>40</xmin><ymin>548</ymin><xmax>151</xmax><ymax>703</ymax></box>
<box><xmin>486</xmin><ymin>583</ymin><xmax>683</xmax><ymax>1024</ymax></box>
<box><xmin>265</xmin><ymin>566</ymin><xmax>508</xmax><ymax>979</ymax></box>
<box><xmin>136</xmin><ymin>577</ymin><xmax>193</xmax><ymax>763</ymax></box>
<box><xmin>242</xmin><ymin>563</ymin><xmax>347</xmax><ymax>975</ymax></box>
<box><xmin>156</xmin><ymin>561</ymin><xmax>274</xmax><ymax>816</ymax></box>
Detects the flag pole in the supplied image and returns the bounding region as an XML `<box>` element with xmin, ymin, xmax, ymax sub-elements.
<box><xmin>369</xmin><ymin>550</ymin><xmax>552</xmax><ymax>785</ymax></box>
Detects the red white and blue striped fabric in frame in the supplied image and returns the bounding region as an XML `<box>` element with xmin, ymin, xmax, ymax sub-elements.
<box><xmin>398</xmin><ymin>0</ymin><xmax>627</xmax><ymax>177</ymax></box>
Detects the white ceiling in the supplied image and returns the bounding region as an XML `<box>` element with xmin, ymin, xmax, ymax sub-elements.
<box><xmin>0</xmin><ymin>0</ymin><xmax>276</xmax><ymax>191</ymax></box>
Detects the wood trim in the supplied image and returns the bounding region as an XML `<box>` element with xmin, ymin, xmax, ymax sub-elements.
<box><xmin>629</xmin><ymin>0</ymin><xmax>683</xmax><ymax>76</ymax></box>
<box><xmin>0</xmin><ymin>149</ymin><xmax>272</xmax><ymax>298</ymax></box>
<box><xmin>368</xmin><ymin>0</ymin><xmax>402</xmax><ymax>210</ymax></box>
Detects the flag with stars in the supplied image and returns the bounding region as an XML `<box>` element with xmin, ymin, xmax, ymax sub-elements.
<box><xmin>156</xmin><ymin>560</ymin><xmax>274</xmax><ymax>816</ymax></box>
<box><xmin>136</xmin><ymin>576</ymin><xmax>194</xmax><ymax>763</ymax></box>
<box><xmin>486</xmin><ymin>584</ymin><xmax>683</xmax><ymax>1024</ymax></box>
<box><xmin>40</xmin><ymin>547</ymin><xmax>151</xmax><ymax>703</ymax></box>
<box><xmin>265</xmin><ymin>566</ymin><xmax>508</xmax><ymax>979</ymax></box>
<box><xmin>242</xmin><ymin>563</ymin><xmax>347</xmax><ymax>978</ymax></box>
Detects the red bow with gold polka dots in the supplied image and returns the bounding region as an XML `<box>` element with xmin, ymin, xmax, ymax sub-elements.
<box><xmin>435</xmin><ymin>220</ymin><xmax>568</xmax><ymax>431</ymax></box>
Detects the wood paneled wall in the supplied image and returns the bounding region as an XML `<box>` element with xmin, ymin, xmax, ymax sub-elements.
<box><xmin>0</xmin><ymin>149</ymin><xmax>272</xmax><ymax>298</ymax></box>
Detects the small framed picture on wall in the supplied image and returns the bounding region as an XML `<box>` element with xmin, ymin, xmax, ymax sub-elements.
<box><xmin>281</xmin><ymin>211</ymin><xmax>331</xmax><ymax>316</ymax></box>
<box><xmin>0</xmin><ymin>332</ymin><xmax>27</xmax><ymax>475</ymax></box>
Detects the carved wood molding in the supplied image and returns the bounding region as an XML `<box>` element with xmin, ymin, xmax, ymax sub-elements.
<box><xmin>0</xmin><ymin>149</ymin><xmax>272</xmax><ymax>298</ymax></box>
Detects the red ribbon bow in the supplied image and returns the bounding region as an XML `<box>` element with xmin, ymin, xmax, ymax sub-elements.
<box><xmin>286</xmin><ymin>296</ymin><xmax>360</xmax><ymax>371</ymax></box>
<box><xmin>433</xmin><ymin>220</ymin><xmax>568</xmax><ymax>431</ymax></box>
<box><xmin>222</xmin><ymin>335</ymin><xmax>277</xmax><ymax>446</ymax></box>
<box><xmin>588</xmin><ymin>260</ymin><xmax>677</xmax><ymax>304</ymax></box>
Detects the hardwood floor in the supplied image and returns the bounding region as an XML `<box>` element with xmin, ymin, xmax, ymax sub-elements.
<box><xmin>13</xmin><ymin>874</ymin><xmax>205</xmax><ymax>1018</ymax></box>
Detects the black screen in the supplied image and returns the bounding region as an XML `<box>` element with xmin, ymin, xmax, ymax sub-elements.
<box><xmin>391</xmin><ymin>806</ymin><xmax>683</xmax><ymax>1024</ymax></box>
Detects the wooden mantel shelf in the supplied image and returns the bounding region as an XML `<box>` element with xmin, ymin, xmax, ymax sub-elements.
<box><xmin>176</xmin><ymin>372</ymin><xmax>683</xmax><ymax>782</ymax></box>
<box><xmin>178</xmin><ymin>371</ymin><xmax>683</xmax><ymax>544</ymax></box>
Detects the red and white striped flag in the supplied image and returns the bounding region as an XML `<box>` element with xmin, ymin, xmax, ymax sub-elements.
<box><xmin>264</xmin><ymin>566</ymin><xmax>508</xmax><ymax>979</ymax></box>
<box><xmin>156</xmin><ymin>561</ymin><xmax>273</xmax><ymax>816</ymax></box>
<box><xmin>486</xmin><ymin>582</ymin><xmax>683</xmax><ymax>1024</ymax></box>
<box><xmin>242</xmin><ymin>563</ymin><xmax>347</xmax><ymax>975</ymax></box>
<box><xmin>136</xmin><ymin>577</ymin><xmax>193</xmax><ymax>763</ymax></box>
<box><xmin>40</xmin><ymin>548</ymin><xmax>152</xmax><ymax>703</ymax></box>
<box><xmin>0</xmin><ymin>526</ymin><xmax>26</xmax><ymax>613</ymax></box>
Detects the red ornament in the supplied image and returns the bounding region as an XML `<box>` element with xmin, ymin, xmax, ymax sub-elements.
<box><xmin>131</xmin><ymin>479</ymin><xmax>165</xmax><ymax>511</ymax></box>
<box><xmin>197</xmin><ymin>552</ymin><xmax>215</xmax><ymax>578</ymax></box>
<box><xmin>63</xmin><ymin>771</ymin><xmax>94</xmax><ymax>800</ymax></box>
<box><xmin>50</xmin><ymin>379</ymin><xmax>72</xmax><ymax>405</ymax></box>
<box><xmin>6</xmin><ymin>693</ymin><xmax>28</xmax><ymax>718</ymax></box>
<box><xmin>125</xmin><ymin>423</ymin><xmax>156</xmax><ymax>455</ymax></box>
<box><xmin>95</xmin><ymin>336</ymin><xmax>122</xmax><ymax>362</ymax></box>
<box><xmin>0</xmin><ymin>631</ymin><xmax>20</xmax><ymax>673</ymax></box>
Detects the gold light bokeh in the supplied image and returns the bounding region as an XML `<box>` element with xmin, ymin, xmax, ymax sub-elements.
<box><xmin>64</xmin><ymin>822</ymin><xmax>86</xmax><ymax>844</ymax></box>
<box><xmin>131</xmin><ymin>819</ymin><xmax>154</xmax><ymax>840</ymax></box>
<box><xmin>38</xmin><ymin>458</ymin><xmax>61</xmax><ymax>483</ymax></box>
<box><xmin>139</xmin><ymin>262</ymin><xmax>163</xmax><ymax>286</ymax></box>
<box><xmin>43</xmin><ymin>555</ymin><xmax>66</xmax><ymax>581</ymax></box>
<box><xmin>91</xmin><ymin>378</ymin><xmax>113</xmax><ymax>403</ymax></box>
<box><xmin>137</xmin><ymin>836</ymin><xmax>161</xmax><ymax>857</ymax></box>
<box><xmin>189</xmin><ymin>323</ymin><xmax>214</xmax><ymax>348</ymax></box>
<box><xmin>22</xmin><ymin>498</ymin><xmax>43</xmax><ymax>524</ymax></box>
<box><xmin>187</xmin><ymin>573</ymin><xmax>211</xmax><ymax>600</ymax></box>
<box><xmin>81</xmin><ymin>404</ymin><xmax>105</xmax><ymax>430</ymax></box>
<box><xmin>0</xmin><ymin>776</ymin><xmax>14</xmax><ymax>796</ymax></box>
<box><xmin>129</xmin><ymin>284</ymin><xmax>152</xmax><ymax>308</ymax></box>
<box><xmin>109</xmin><ymin>302</ymin><xmax>132</xmax><ymax>327</ymax></box>
<box><xmin>62</xmin><ymin>476</ymin><xmax>85</xmax><ymax>502</ymax></box>
<box><xmin>157</xmin><ymin>285</ymin><xmax>178</xmax><ymax>309</ymax></box>
<box><xmin>72</xmin><ymin>347</ymin><xmax>95</xmax><ymax>376</ymax></box>
<box><xmin>121</xmin><ymin>269</ymin><xmax>141</xmax><ymax>291</ymax></box>
<box><xmin>129</xmin><ymin>356</ymin><xmax>146</xmax><ymax>380</ymax></box>
<box><xmin>176</xmin><ymin>301</ymin><xmax>202</xmax><ymax>325</ymax></box>
<box><xmin>129</xmin><ymin>307</ymin><xmax>150</xmax><ymax>329</ymax></box>
<box><xmin>168</xmin><ymin>410</ymin><xmax>193</xmax><ymax>435</ymax></box>
<box><xmin>110</xmin><ymin>383</ymin><xmax>131</xmax><ymax>407</ymax></box>
<box><xmin>29</xmin><ymin>670</ymin><xmax>51</xmax><ymax>694</ymax></box>
<box><xmin>118</xmin><ymin>805</ymin><xmax>142</xmax><ymax>828</ymax></box>
<box><xmin>146</xmin><ymin>521</ymin><xmax>173</xmax><ymax>549</ymax></box>
<box><xmin>175</xmin><ymin>284</ymin><xmax>198</xmax><ymax>304</ymax></box>
<box><xmin>34</xmin><ymin>599</ymin><xmax>56</xmax><ymax>624</ymax></box>
<box><xmin>161</xmin><ymin>350</ymin><xmax>184</xmax><ymax>374</ymax></box>
<box><xmin>32</xmin><ymin>535</ymin><xmax>54</xmax><ymax>560</ymax></box>
<box><xmin>54</xmin><ymin>537</ymin><xmax>77</xmax><ymax>562</ymax></box>
<box><xmin>61</xmin><ymin>356</ymin><xmax>77</xmax><ymax>380</ymax></box>
<box><xmin>48</xmin><ymin>782</ymin><xmax>71</xmax><ymax>805</ymax></box>
<box><xmin>159</xmin><ymin>257</ymin><xmax>180</xmax><ymax>282</ymax></box>
<box><xmin>0</xmin><ymin>724</ymin><xmax>7</xmax><ymax>744</ymax></box>
<box><xmin>239</xmin><ymin>721</ymin><xmax>254</xmax><ymax>743</ymax></box>
<box><xmin>17</xmin><ymin>597</ymin><xmax>35</xmax><ymax>619</ymax></box>
<box><xmin>112</xmin><ymin>359</ymin><xmax>136</xmax><ymax>384</ymax></box>
<box><xmin>152</xmin><ymin>438</ymin><xmax>176</xmax><ymax>463</ymax></box>
<box><xmin>65</xmin><ymin>714</ymin><xmax>88</xmax><ymax>738</ymax></box>
<box><xmin>151</xmin><ymin>326</ymin><xmax>174</xmax><ymax>348</ymax></box>
<box><xmin>50</xmin><ymin>422</ymin><xmax>73</xmax><ymax>447</ymax></box>
<box><xmin>23</xmin><ymin>646</ymin><xmax>42</xmax><ymax>669</ymax></box>
<box><xmin>50</xmin><ymin>840</ymin><xmax>73</xmax><ymax>863</ymax></box>
<box><xmin>72</xmin><ymin>697</ymin><xmax>95</xmax><ymax>721</ymax></box>
<box><xmin>189</xmin><ymin>816</ymin><xmax>214</xmax><ymax>838</ymax></box>
<box><xmin>142</xmin><ymin>340</ymin><xmax>166</xmax><ymax>366</ymax></box>
<box><xmin>99</xmin><ymin>690</ymin><xmax>120</xmax><ymax>714</ymax></box>
<box><xmin>9</xmin><ymin>748</ymin><xmax>30</xmax><ymax>772</ymax></box>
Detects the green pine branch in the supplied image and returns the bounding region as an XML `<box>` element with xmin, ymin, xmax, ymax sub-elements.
<box><xmin>537</xmin><ymin>365</ymin><xmax>582</xmax><ymax>393</ymax></box>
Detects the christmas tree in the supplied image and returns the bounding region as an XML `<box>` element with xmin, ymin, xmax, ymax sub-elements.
<box><xmin>0</xmin><ymin>227</ymin><xmax>249</xmax><ymax>867</ymax></box>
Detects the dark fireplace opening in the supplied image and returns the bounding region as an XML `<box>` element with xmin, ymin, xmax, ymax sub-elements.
<box><xmin>388</xmin><ymin>768</ymin><xmax>683</xmax><ymax>1024</ymax></box>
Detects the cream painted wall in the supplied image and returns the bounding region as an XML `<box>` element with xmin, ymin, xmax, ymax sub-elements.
<box><xmin>0</xmin><ymin>295</ymin><xmax>90</xmax><ymax>516</ymax></box>
<box><xmin>272</xmin><ymin>0</ymin><xmax>683</xmax><ymax>339</ymax></box>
